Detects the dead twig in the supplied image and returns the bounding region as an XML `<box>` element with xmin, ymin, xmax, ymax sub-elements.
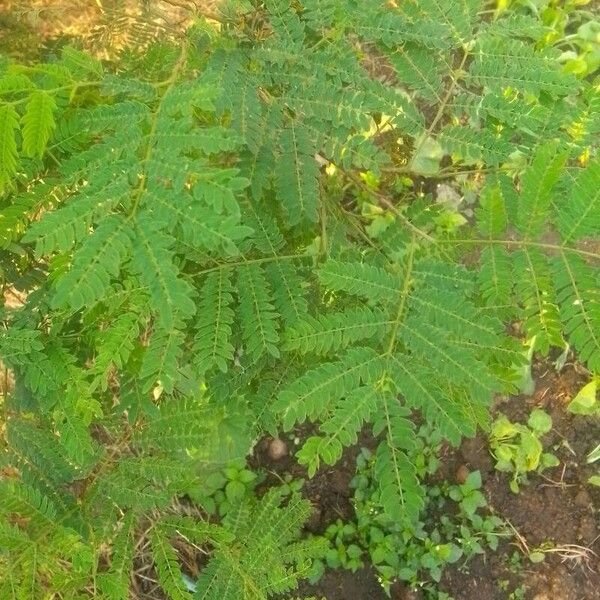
<box><xmin>539</xmin><ymin>464</ymin><xmax>576</xmax><ymax>490</ymax></box>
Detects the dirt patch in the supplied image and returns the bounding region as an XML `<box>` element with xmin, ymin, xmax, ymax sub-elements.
<box><xmin>440</xmin><ymin>361</ymin><xmax>600</xmax><ymax>600</ymax></box>
<box><xmin>251</xmin><ymin>429</ymin><xmax>379</xmax><ymax>533</ymax></box>
<box><xmin>296</xmin><ymin>567</ymin><xmax>389</xmax><ymax>600</ymax></box>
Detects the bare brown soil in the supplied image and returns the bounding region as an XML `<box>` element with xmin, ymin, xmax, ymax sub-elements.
<box><xmin>439</xmin><ymin>361</ymin><xmax>599</xmax><ymax>600</ymax></box>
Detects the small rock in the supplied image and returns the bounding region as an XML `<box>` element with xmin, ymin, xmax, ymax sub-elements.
<box><xmin>267</xmin><ymin>438</ymin><xmax>288</xmax><ymax>460</ymax></box>
<box><xmin>574</xmin><ymin>488</ymin><xmax>591</xmax><ymax>508</ymax></box>
<box><xmin>435</xmin><ymin>183</ymin><xmax>462</xmax><ymax>209</ymax></box>
<box><xmin>455</xmin><ymin>464</ymin><xmax>470</xmax><ymax>484</ymax></box>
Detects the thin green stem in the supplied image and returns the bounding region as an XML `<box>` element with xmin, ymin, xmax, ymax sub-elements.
<box><xmin>343</xmin><ymin>170</ymin><xmax>435</xmax><ymax>243</ymax></box>
<box><xmin>127</xmin><ymin>44</ymin><xmax>188</xmax><ymax>219</ymax></box>
<box><xmin>3</xmin><ymin>82</ymin><xmax>103</xmax><ymax>106</ymax></box>
<box><xmin>440</xmin><ymin>237</ymin><xmax>600</xmax><ymax>261</ymax></box>
<box><xmin>409</xmin><ymin>48</ymin><xmax>470</xmax><ymax>166</ymax></box>
<box><xmin>191</xmin><ymin>253</ymin><xmax>310</xmax><ymax>277</ymax></box>
<box><xmin>386</xmin><ymin>238</ymin><xmax>416</xmax><ymax>355</ymax></box>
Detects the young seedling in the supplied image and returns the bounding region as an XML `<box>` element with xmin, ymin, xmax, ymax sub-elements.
<box><xmin>529</xmin><ymin>543</ymin><xmax>598</xmax><ymax>571</ymax></box>
<box><xmin>586</xmin><ymin>443</ymin><xmax>600</xmax><ymax>488</ymax></box>
<box><xmin>489</xmin><ymin>409</ymin><xmax>559</xmax><ymax>493</ymax></box>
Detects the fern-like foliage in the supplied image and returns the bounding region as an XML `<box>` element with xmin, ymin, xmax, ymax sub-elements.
<box><xmin>192</xmin><ymin>488</ymin><xmax>326</xmax><ymax>600</ymax></box>
<box><xmin>475</xmin><ymin>150</ymin><xmax>600</xmax><ymax>367</ymax></box>
<box><xmin>1</xmin><ymin>0</ymin><xmax>598</xmax><ymax>597</ymax></box>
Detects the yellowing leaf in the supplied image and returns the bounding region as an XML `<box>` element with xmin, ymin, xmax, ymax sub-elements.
<box><xmin>520</xmin><ymin>430</ymin><xmax>543</xmax><ymax>470</ymax></box>
<box><xmin>588</xmin><ymin>475</ymin><xmax>600</xmax><ymax>487</ymax></box>
<box><xmin>567</xmin><ymin>379</ymin><xmax>598</xmax><ymax>416</ymax></box>
<box><xmin>409</xmin><ymin>136</ymin><xmax>443</xmax><ymax>176</ymax></box>
<box><xmin>588</xmin><ymin>443</ymin><xmax>600</xmax><ymax>464</ymax></box>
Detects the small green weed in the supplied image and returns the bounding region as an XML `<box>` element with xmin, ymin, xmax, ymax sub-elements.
<box><xmin>498</xmin><ymin>579</ymin><xmax>526</xmax><ymax>599</ymax></box>
<box><xmin>489</xmin><ymin>409</ymin><xmax>559</xmax><ymax>493</ymax></box>
<box><xmin>509</xmin><ymin>585</ymin><xmax>526</xmax><ymax>600</ymax></box>
<box><xmin>187</xmin><ymin>461</ymin><xmax>260</xmax><ymax>515</ymax></box>
<box><xmin>188</xmin><ymin>460</ymin><xmax>306</xmax><ymax>516</ymax></box>
<box><xmin>567</xmin><ymin>378</ymin><xmax>600</xmax><ymax>487</ymax></box>
<box><xmin>508</xmin><ymin>550</ymin><xmax>525</xmax><ymax>574</ymax></box>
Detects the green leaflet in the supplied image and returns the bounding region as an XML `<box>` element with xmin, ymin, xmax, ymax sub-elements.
<box><xmin>130</xmin><ymin>220</ymin><xmax>196</xmax><ymax>329</ymax></box>
<box><xmin>21</xmin><ymin>90</ymin><xmax>56</xmax><ymax>158</ymax></box>
<box><xmin>275</xmin><ymin>122</ymin><xmax>320</xmax><ymax>225</ymax></box>
<box><xmin>554</xmin><ymin>254</ymin><xmax>600</xmax><ymax>373</ymax></box>
<box><xmin>557</xmin><ymin>159</ymin><xmax>600</xmax><ymax>243</ymax></box>
<box><xmin>92</xmin><ymin>311</ymin><xmax>142</xmax><ymax>391</ymax></box>
<box><xmin>266</xmin><ymin>0</ymin><xmax>306</xmax><ymax>50</ymax></box>
<box><xmin>0</xmin><ymin>104</ymin><xmax>19</xmax><ymax>192</ymax></box>
<box><xmin>297</xmin><ymin>387</ymin><xmax>380</xmax><ymax>476</ymax></box>
<box><xmin>52</xmin><ymin>215</ymin><xmax>134</xmax><ymax>312</ymax></box>
<box><xmin>194</xmin><ymin>488</ymin><xmax>322</xmax><ymax>600</ymax></box>
<box><xmin>140</xmin><ymin>327</ymin><xmax>185</xmax><ymax>394</ymax></box>
<box><xmin>476</xmin><ymin>183</ymin><xmax>508</xmax><ymax>238</ymax></box>
<box><xmin>513</xmin><ymin>248</ymin><xmax>563</xmax><ymax>354</ymax></box>
<box><xmin>439</xmin><ymin>124</ymin><xmax>512</xmax><ymax>165</ymax></box>
<box><xmin>284</xmin><ymin>306</ymin><xmax>391</xmax><ymax>355</ymax></box>
<box><xmin>237</xmin><ymin>264</ymin><xmax>280</xmax><ymax>360</ymax></box>
<box><xmin>402</xmin><ymin>0</ymin><xmax>481</xmax><ymax>44</ymax></box>
<box><xmin>23</xmin><ymin>177</ymin><xmax>132</xmax><ymax>254</ymax></box>
<box><xmin>6</xmin><ymin>417</ymin><xmax>81</xmax><ymax>489</ymax></box>
<box><xmin>193</xmin><ymin>269</ymin><xmax>236</xmax><ymax>375</ymax></box>
<box><xmin>134</xmin><ymin>397</ymin><xmax>206</xmax><ymax>452</ymax></box>
<box><xmin>150</xmin><ymin>527</ymin><xmax>193</xmax><ymax>600</ymax></box>
<box><xmin>318</xmin><ymin>259</ymin><xmax>401</xmax><ymax>304</ymax></box>
<box><xmin>516</xmin><ymin>142</ymin><xmax>568</xmax><ymax>239</ymax></box>
<box><xmin>265</xmin><ymin>260</ymin><xmax>310</xmax><ymax>325</ymax></box>
<box><xmin>275</xmin><ymin>347</ymin><xmax>384</xmax><ymax>431</ymax></box>
<box><xmin>146</xmin><ymin>185</ymin><xmax>252</xmax><ymax>257</ymax></box>
<box><xmin>407</xmin><ymin>287</ymin><xmax>502</xmax><ymax>346</ymax></box>
<box><xmin>401</xmin><ymin>319</ymin><xmax>500</xmax><ymax>404</ymax></box>
<box><xmin>478</xmin><ymin>245</ymin><xmax>513</xmax><ymax>310</ymax></box>
<box><xmin>388</xmin><ymin>43</ymin><xmax>445</xmax><ymax>103</ymax></box>
<box><xmin>387</xmin><ymin>354</ymin><xmax>475</xmax><ymax>445</ymax></box>
<box><xmin>0</xmin><ymin>329</ymin><xmax>44</xmax><ymax>362</ymax></box>
<box><xmin>97</xmin><ymin>512</ymin><xmax>137</xmax><ymax>600</ymax></box>
<box><xmin>372</xmin><ymin>395</ymin><xmax>424</xmax><ymax>523</ymax></box>
<box><xmin>469</xmin><ymin>36</ymin><xmax>577</xmax><ymax>96</ymax></box>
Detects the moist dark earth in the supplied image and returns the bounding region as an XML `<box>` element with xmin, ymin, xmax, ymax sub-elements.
<box><xmin>252</xmin><ymin>360</ymin><xmax>600</xmax><ymax>600</ymax></box>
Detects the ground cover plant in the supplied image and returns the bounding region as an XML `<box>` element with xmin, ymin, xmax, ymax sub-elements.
<box><xmin>0</xmin><ymin>0</ymin><xmax>599</xmax><ymax>598</ymax></box>
<box><xmin>310</xmin><ymin>436</ymin><xmax>506</xmax><ymax>594</ymax></box>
